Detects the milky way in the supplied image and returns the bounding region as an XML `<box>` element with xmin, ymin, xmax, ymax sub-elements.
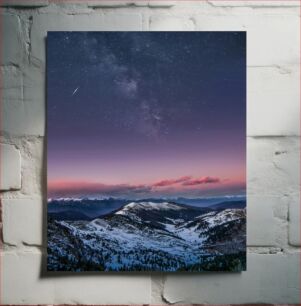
<box><xmin>47</xmin><ymin>32</ymin><xmax>246</xmax><ymax>198</ymax></box>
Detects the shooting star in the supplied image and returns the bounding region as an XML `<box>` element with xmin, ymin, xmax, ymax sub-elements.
<box><xmin>72</xmin><ymin>87</ymin><xmax>79</xmax><ymax>96</ymax></box>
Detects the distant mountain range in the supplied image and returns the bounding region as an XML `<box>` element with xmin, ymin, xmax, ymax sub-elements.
<box><xmin>48</xmin><ymin>198</ymin><xmax>128</xmax><ymax>220</ymax></box>
<box><xmin>48</xmin><ymin>197</ymin><xmax>246</xmax><ymax>221</ymax></box>
<box><xmin>210</xmin><ymin>200</ymin><xmax>246</xmax><ymax>210</ymax></box>
<box><xmin>48</xmin><ymin>199</ymin><xmax>246</xmax><ymax>271</ymax></box>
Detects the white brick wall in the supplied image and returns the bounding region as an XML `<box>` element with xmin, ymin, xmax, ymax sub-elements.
<box><xmin>2</xmin><ymin>251</ymin><xmax>151</xmax><ymax>305</ymax></box>
<box><xmin>0</xmin><ymin>143</ymin><xmax>21</xmax><ymax>191</ymax></box>
<box><xmin>163</xmin><ymin>253</ymin><xmax>300</xmax><ymax>304</ymax></box>
<box><xmin>149</xmin><ymin>15</ymin><xmax>195</xmax><ymax>30</ymax></box>
<box><xmin>2</xmin><ymin>198</ymin><xmax>44</xmax><ymax>246</ymax></box>
<box><xmin>0</xmin><ymin>0</ymin><xmax>300</xmax><ymax>304</ymax></box>
<box><xmin>2</xmin><ymin>13</ymin><xmax>25</xmax><ymax>66</ymax></box>
<box><xmin>0</xmin><ymin>0</ymin><xmax>49</xmax><ymax>6</ymax></box>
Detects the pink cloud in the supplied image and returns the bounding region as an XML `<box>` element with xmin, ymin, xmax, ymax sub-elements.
<box><xmin>182</xmin><ymin>176</ymin><xmax>220</xmax><ymax>186</ymax></box>
<box><xmin>48</xmin><ymin>175</ymin><xmax>223</xmax><ymax>198</ymax></box>
<box><xmin>153</xmin><ymin>176</ymin><xmax>192</xmax><ymax>187</ymax></box>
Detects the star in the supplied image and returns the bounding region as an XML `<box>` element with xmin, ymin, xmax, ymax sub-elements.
<box><xmin>72</xmin><ymin>87</ymin><xmax>79</xmax><ymax>96</ymax></box>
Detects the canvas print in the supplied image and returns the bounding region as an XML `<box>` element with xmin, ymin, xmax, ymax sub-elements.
<box><xmin>47</xmin><ymin>32</ymin><xmax>246</xmax><ymax>272</ymax></box>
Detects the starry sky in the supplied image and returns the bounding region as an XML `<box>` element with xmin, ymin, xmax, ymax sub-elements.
<box><xmin>47</xmin><ymin>32</ymin><xmax>246</xmax><ymax>199</ymax></box>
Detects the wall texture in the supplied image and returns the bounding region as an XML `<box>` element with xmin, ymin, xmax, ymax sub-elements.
<box><xmin>0</xmin><ymin>0</ymin><xmax>300</xmax><ymax>304</ymax></box>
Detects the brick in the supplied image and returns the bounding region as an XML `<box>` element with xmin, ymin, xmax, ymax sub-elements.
<box><xmin>2</xmin><ymin>13</ymin><xmax>24</xmax><ymax>65</ymax></box>
<box><xmin>22</xmin><ymin>66</ymin><xmax>46</xmax><ymax>136</ymax></box>
<box><xmin>1</xmin><ymin>16</ymin><xmax>44</xmax><ymax>137</ymax></box>
<box><xmin>86</xmin><ymin>0</ymin><xmax>174</xmax><ymax>7</ymax></box>
<box><xmin>149</xmin><ymin>15</ymin><xmax>195</xmax><ymax>31</ymax></box>
<box><xmin>2</xmin><ymin>251</ymin><xmax>151</xmax><ymax>304</ymax></box>
<box><xmin>247</xmin><ymin>195</ymin><xmax>278</xmax><ymax>246</ymax></box>
<box><xmin>2</xmin><ymin>198</ymin><xmax>44</xmax><ymax>246</ymax></box>
<box><xmin>0</xmin><ymin>143</ymin><xmax>21</xmax><ymax>191</ymax></box>
<box><xmin>31</xmin><ymin>13</ymin><xmax>142</xmax><ymax>64</ymax></box>
<box><xmin>247</xmin><ymin>137</ymin><xmax>299</xmax><ymax>197</ymax></box>
<box><xmin>248</xmin><ymin>13</ymin><xmax>299</xmax><ymax>67</ymax></box>
<box><xmin>1</xmin><ymin>65</ymin><xmax>22</xmax><ymax>102</ymax></box>
<box><xmin>87</xmin><ymin>1</ymin><xmax>139</xmax><ymax>7</ymax></box>
<box><xmin>248</xmin><ymin>66</ymin><xmax>300</xmax><ymax>136</ymax></box>
<box><xmin>194</xmin><ymin>11</ymin><xmax>300</xmax><ymax>67</ymax></box>
<box><xmin>19</xmin><ymin>137</ymin><xmax>44</xmax><ymax>196</ymax></box>
<box><xmin>163</xmin><ymin>253</ymin><xmax>300</xmax><ymax>304</ymax></box>
<box><xmin>0</xmin><ymin>0</ymin><xmax>49</xmax><ymax>6</ymax></box>
<box><xmin>2</xmin><ymin>65</ymin><xmax>45</xmax><ymax>136</ymax></box>
<box><xmin>207</xmin><ymin>0</ymin><xmax>300</xmax><ymax>7</ymax></box>
<box><xmin>148</xmin><ymin>1</ymin><xmax>175</xmax><ymax>7</ymax></box>
<box><xmin>247</xmin><ymin>137</ymin><xmax>299</xmax><ymax>247</ymax></box>
<box><xmin>288</xmin><ymin>193</ymin><xmax>300</xmax><ymax>246</ymax></box>
<box><xmin>86</xmin><ymin>1</ymin><xmax>150</xmax><ymax>7</ymax></box>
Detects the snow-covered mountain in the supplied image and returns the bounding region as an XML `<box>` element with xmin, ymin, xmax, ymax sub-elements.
<box><xmin>48</xmin><ymin>201</ymin><xmax>246</xmax><ymax>272</ymax></box>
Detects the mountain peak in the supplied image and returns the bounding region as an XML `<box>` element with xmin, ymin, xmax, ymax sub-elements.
<box><xmin>118</xmin><ymin>201</ymin><xmax>184</xmax><ymax>213</ymax></box>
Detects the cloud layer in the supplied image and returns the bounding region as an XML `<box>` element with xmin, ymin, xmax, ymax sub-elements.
<box><xmin>48</xmin><ymin>175</ymin><xmax>223</xmax><ymax>198</ymax></box>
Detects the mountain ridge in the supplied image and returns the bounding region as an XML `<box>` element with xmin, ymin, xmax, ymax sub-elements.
<box><xmin>48</xmin><ymin>198</ymin><xmax>245</xmax><ymax>221</ymax></box>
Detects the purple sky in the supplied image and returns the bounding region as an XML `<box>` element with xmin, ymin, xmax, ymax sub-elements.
<box><xmin>47</xmin><ymin>32</ymin><xmax>246</xmax><ymax>199</ymax></box>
